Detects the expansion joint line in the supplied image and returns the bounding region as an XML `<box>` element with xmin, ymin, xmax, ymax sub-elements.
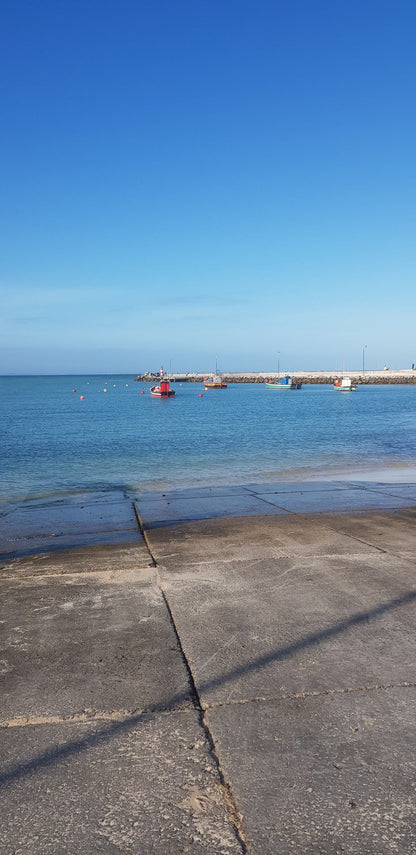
<box><xmin>319</xmin><ymin>522</ymin><xmax>389</xmax><ymax>554</ymax></box>
<box><xmin>202</xmin><ymin>681</ymin><xmax>416</xmax><ymax>711</ymax></box>
<box><xmin>159</xmin><ymin>584</ymin><xmax>248</xmax><ymax>854</ymax></box>
<box><xmin>132</xmin><ymin>502</ymin><xmax>156</xmax><ymax>566</ymax></box>
<box><xmin>133</xmin><ymin>505</ymin><xmax>248</xmax><ymax>852</ymax></box>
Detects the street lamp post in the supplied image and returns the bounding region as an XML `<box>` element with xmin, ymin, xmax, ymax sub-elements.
<box><xmin>362</xmin><ymin>345</ymin><xmax>367</xmax><ymax>374</ymax></box>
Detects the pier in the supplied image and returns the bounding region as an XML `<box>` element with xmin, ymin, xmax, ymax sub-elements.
<box><xmin>135</xmin><ymin>369</ymin><xmax>416</xmax><ymax>384</ymax></box>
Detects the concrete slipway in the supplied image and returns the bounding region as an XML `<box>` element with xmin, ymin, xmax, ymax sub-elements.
<box><xmin>1</xmin><ymin>481</ymin><xmax>416</xmax><ymax>853</ymax></box>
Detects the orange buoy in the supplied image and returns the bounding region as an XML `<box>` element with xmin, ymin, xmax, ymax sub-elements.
<box><xmin>80</xmin><ymin>395</ymin><xmax>84</xmax><ymax>400</ymax></box>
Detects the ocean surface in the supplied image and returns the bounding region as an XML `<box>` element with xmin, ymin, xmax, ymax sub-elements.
<box><xmin>1</xmin><ymin>375</ymin><xmax>415</xmax><ymax>504</ymax></box>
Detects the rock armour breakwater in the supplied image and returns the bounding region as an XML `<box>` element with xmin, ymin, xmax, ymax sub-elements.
<box><xmin>135</xmin><ymin>371</ymin><xmax>416</xmax><ymax>385</ymax></box>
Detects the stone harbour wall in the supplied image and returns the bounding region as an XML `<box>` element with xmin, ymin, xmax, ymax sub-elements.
<box><xmin>135</xmin><ymin>371</ymin><xmax>416</xmax><ymax>385</ymax></box>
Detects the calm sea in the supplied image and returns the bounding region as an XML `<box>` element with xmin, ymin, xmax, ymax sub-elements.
<box><xmin>1</xmin><ymin>375</ymin><xmax>415</xmax><ymax>503</ymax></box>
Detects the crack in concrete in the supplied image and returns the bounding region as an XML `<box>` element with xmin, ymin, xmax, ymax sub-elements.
<box><xmin>134</xmin><ymin>505</ymin><xmax>248</xmax><ymax>853</ymax></box>
<box><xmin>133</xmin><ymin>503</ymin><xmax>157</xmax><ymax>566</ymax></box>
<box><xmin>3</xmin><ymin>682</ymin><xmax>414</xmax><ymax>730</ymax></box>
<box><xmin>0</xmin><ymin>564</ymin><xmax>154</xmax><ymax>581</ymax></box>
<box><xmin>202</xmin><ymin>681</ymin><xmax>416</xmax><ymax>710</ymax></box>
<box><xmin>157</xmin><ymin>549</ymin><xmax>380</xmax><ymax>569</ymax></box>
<box><xmin>0</xmin><ymin>706</ymin><xmax>193</xmax><ymax>729</ymax></box>
<box><xmin>318</xmin><ymin>525</ymin><xmax>389</xmax><ymax>554</ymax></box>
<box><xmin>158</xmin><ymin>584</ymin><xmax>248</xmax><ymax>854</ymax></box>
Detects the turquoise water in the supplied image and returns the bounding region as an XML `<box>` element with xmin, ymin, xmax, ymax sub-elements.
<box><xmin>1</xmin><ymin>375</ymin><xmax>415</xmax><ymax>502</ymax></box>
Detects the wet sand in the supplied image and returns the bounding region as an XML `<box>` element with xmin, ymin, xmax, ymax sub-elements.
<box><xmin>1</xmin><ymin>481</ymin><xmax>416</xmax><ymax>852</ymax></box>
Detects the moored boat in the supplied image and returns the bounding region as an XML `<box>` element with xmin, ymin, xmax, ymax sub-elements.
<box><xmin>204</xmin><ymin>374</ymin><xmax>228</xmax><ymax>389</ymax></box>
<box><xmin>150</xmin><ymin>368</ymin><xmax>175</xmax><ymax>398</ymax></box>
<box><xmin>150</xmin><ymin>379</ymin><xmax>175</xmax><ymax>398</ymax></box>
<box><xmin>333</xmin><ymin>376</ymin><xmax>356</xmax><ymax>392</ymax></box>
<box><xmin>265</xmin><ymin>375</ymin><xmax>302</xmax><ymax>390</ymax></box>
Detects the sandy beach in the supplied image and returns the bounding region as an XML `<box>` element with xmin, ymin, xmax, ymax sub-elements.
<box><xmin>1</xmin><ymin>479</ymin><xmax>416</xmax><ymax>853</ymax></box>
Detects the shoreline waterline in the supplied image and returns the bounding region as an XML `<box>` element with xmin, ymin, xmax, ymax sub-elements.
<box><xmin>2</xmin><ymin>459</ymin><xmax>416</xmax><ymax>508</ymax></box>
<box><xmin>1</xmin><ymin>461</ymin><xmax>416</xmax><ymax>509</ymax></box>
<box><xmin>0</xmin><ymin>463</ymin><xmax>416</xmax><ymax>510</ymax></box>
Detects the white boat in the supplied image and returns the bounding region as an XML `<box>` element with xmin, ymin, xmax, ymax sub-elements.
<box><xmin>333</xmin><ymin>376</ymin><xmax>356</xmax><ymax>392</ymax></box>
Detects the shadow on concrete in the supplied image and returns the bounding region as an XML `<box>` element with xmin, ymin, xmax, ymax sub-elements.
<box><xmin>2</xmin><ymin>587</ymin><xmax>416</xmax><ymax>789</ymax></box>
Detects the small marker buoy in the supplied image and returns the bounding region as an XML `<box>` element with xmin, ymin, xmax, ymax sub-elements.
<box><xmin>80</xmin><ymin>395</ymin><xmax>84</xmax><ymax>400</ymax></box>
<box><xmin>72</xmin><ymin>389</ymin><xmax>76</xmax><ymax>393</ymax></box>
<box><xmin>141</xmin><ymin>390</ymin><xmax>145</xmax><ymax>394</ymax></box>
<box><xmin>199</xmin><ymin>393</ymin><xmax>203</xmax><ymax>397</ymax></box>
<box><xmin>104</xmin><ymin>388</ymin><xmax>108</xmax><ymax>393</ymax></box>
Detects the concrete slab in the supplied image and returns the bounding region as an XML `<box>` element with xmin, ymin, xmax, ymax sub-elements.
<box><xmin>0</xmin><ymin>567</ymin><xmax>192</xmax><ymax>721</ymax></box>
<box><xmin>0</xmin><ymin>711</ymin><xmax>243</xmax><ymax>854</ymax></box>
<box><xmin>258</xmin><ymin>488</ymin><xmax>416</xmax><ymax>514</ymax></box>
<box><xmin>132</xmin><ymin>485</ymin><xmax>253</xmax><ymax>501</ymax></box>
<box><xmin>348</xmin><ymin>483</ymin><xmax>416</xmax><ymax>500</ymax></box>
<box><xmin>246</xmin><ymin>480</ymin><xmax>359</xmax><ymax>494</ymax></box>
<box><xmin>0</xmin><ymin>491</ymin><xmax>128</xmax><ymax>520</ymax></box>
<box><xmin>0</xmin><ymin>542</ymin><xmax>153</xmax><ymax>578</ymax></box>
<box><xmin>145</xmin><ymin>514</ymin><xmax>381</xmax><ymax>569</ymax></box>
<box><xmin>0</xmin><ymin>529</ymin><xmax>145</xmax><ymax>564</ymax></box>
<box><xmin>2</xmin><ymin>490</ymin><xmax>130</xmax><ymax>509</ymax></box>
<box><xmin>2</xmin><ymin>500</ymin><xmax>138</xmax><ymax>538</ymax></box>
<box><xmin>134</xmin><ymin>480</ymin><xmax>416</xmax><ymax>530</ymax></box>
<box><xmin>207</xmin><ymin>688</ymin><xmax>416</xmax><ymax>854</ymax></box>
<box><xmin>161</xmin><ymin>549</ymin><xmax>416</xmax><ymax>706</ymax></box>
<box><xmin>0</xmin><ymin>491</ymin><xmax>144</xmax><ymax>564</ymax></box>
<box><xmin>149</xmin><ymin>505</ymin><xmax>416</xmax><ymax>852</ymax></box>
<box><xmin>321</xmin><ymin>507</ymin><xmax>416</xmax><ymax>556</ymax></box>
<box><xmin>135</xmin><ymin>495</ymin><xmax>289</xmax><ymax>528</ymax></box>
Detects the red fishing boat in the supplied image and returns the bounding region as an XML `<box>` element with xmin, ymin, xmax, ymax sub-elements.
<box><xmin>150</xmin><ymin>369</ymin><xmax>175</xmax><ymax>398</ymax></box>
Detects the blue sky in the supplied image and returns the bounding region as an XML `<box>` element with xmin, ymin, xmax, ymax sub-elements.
<box><xmin>1</xmin><ymin>0</ymin><xmax>415</xmax><ymax>374</ymax></box>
